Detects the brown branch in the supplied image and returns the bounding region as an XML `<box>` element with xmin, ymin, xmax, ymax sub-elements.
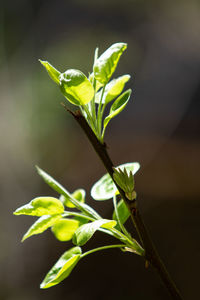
<box><xmin>64</xmin><ymin>105</ymin><xmax>183</xmax><ymax>300</ymax></box>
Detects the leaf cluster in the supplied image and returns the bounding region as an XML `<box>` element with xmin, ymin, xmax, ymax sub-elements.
<box><xmin>14</xmin><ymin>164</ymin><xmax>143</xmax><ymax>288</ymax></box>
<box><xmin>14</xmin><ymin>43</ymin><xmax>144</xmax><ymax>290</ymax></box>
<box><xmin>40</xmin><ymin>43</ymin><xmax>132</xmax><ymax>142</ymax></box>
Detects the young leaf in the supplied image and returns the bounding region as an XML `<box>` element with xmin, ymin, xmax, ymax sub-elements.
<box><xmin>36</xmin><ymin>166</ymin><xmax>100</xmax><ymax>219</ymax></box>
<box><xmin>73</xmin><ymin>219</ymin><xmax>117</xmax><ymax>246</ymax></box>
<box><xmin>22</xmin><ymin>214</ymin><xmax>62</xmax><ymax>242</ymax></box>
<box><xmin>89</xmin><ymin>73</ymin><xmax>104</xmax><ymax>92</ymax></box>
<box><xmin>59</xmin><ymin>69</ymin><xmax>94</xmax><ymax>105</ymax></box>
<box><xmin>93</xmin><ymin>43</ymin><xmax>127</xmax><ymax>84</ymax></box>
<box><xmin>103</xmin><ymin>89</ymin><xmax>132</xmax><ymax>132</ymax></box>
<box><xmin>52</xmin><ymin>219</ymin><xmax>80</xmax><ymax>242</ymax></box>
<box><xmin>60</xmin><ymin>189</ymin><xmax>85</xmax><ymax>209</ymax></box>
<box><xmin>91</xmin><ymin>173</ymin><xmax>115</xmax><ymax>201</ymax></box>
<box><xmin>39</xmin><ymin>60</ymin><xmax>61</xmax><ymax>85</ymax></box>
<box><xmin>13</xmin><ymin>197</ymin><xmax>64</xmax><ymax>216</ymax></box>
<box><xmin>40</xmin><ymin>247</ymin><xmax>82</xmax><ymax>289</ymax></box>
<box><xmin>95</xmin><ymin>75</ymin><xmax>130</xmax><ymax>104</ymax></box>
<box><xmin>112</xmin><ymin>199</ymin><xmax>130</xmax><ymax>231</ymax></box>
<box><xmin>91</xmin><ymin>162</ymin><xmax>140</xmax><ymax>200</ymax></box>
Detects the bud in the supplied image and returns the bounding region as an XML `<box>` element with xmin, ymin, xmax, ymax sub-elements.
<box><xmin>113</xmin><ymin>167</ymin><xmax>136</xmax><ymax>200</ymax></box>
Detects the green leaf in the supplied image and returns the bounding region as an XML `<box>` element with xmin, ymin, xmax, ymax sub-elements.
<box><xmin>73</xmin><ymin>219</ymin><xmax>117</xmax><ymax>246</ymax></box>
<box><xmin>22</xmin><ymin>214</ymin><xmax>62</xmax><ymax>242</ymax></box>
<box><xmin>36</xmin><ymin>166</ymin><xmax>100</xmax><ymax>219</ymax></box>
<box><xmin>91</xmin><ymin>162</ymin><xmax>140</xmax><ymax>200</ymax></box>
<box><xmin>40</xmin><ymin>247</ymin><xmax>82</xmax><ymax>289</ymax></box>
<box><xmin>89</xmin><ymin>73</ymin><xmax>104</xmax><ymax>92</ymax></box>
<box><xmin>60</xmin><ymin>189</ymin><xmax>85</xmax><ymax>209</ymax></box>
<box><xmin>112</xmin><ymin>199</ymin><xmax>130</xmax><ymax>231</ymax></box>
<box><xmin>39</xmin><ymin>60</ymin><xmax>61</xmax><ymax>85</ymax></box>
<box><xmin>59</xmin><ymin>69</ymin><xmax>94</xmax><ymax>105</ymax></box>
<box><xmin>52</xmin><ymin>219</ymin><xmax>80</xmax><ymax>242</ymax></box>
<box><xmin>14</xmin><ymin>197</ymin><xmax>64</xmax><ymax>216</ymax></box>
<box><xmin>93</xmin><ymin>43</ymin><xmax>127</xmax><ymax>84</ymax></box>
<box><xmin>95</xmin><ymin>75</ymin><xmax>130</xmax><ymax>104</ymax></box>
<box><xmin>103</xmin><ymin>89</ymin><xmax>131</xmax><ymax>132</ymax></box>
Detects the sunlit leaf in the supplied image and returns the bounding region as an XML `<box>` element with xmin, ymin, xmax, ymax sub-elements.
<box><xmin>73</xmin><ymin>215</ymin><xmax>89</xmax><ymax>226</ymax></box>
<box><xmin>36</xmin><ymin>166</ymin><xmax>100</xmax><ymax>219</ymax></box>
<box><xmin>52</xmin><ymin>219</ymin><xmax>80</xmax><ymax>242</ymax></box>
<box><xmin>95</xmin><ymin>75</ymin><xmax>130</xmax><ymax>104</ymax></box>
<box><xmin>39</xmin><ymin>60</ymin><xmax>61</xmax><ymax>85</ymax></box>
<box><xmin>103</xmin><ymin>89</ymin><xmax>131</xmax><ymax>131</ymax></box>
<box><xmin>89</xmin><ymin>73</ymin><xmax>104</xmax><ymax>91</ymax></box>
<box><xmin>91</xmin><ymin>162</ymin><xmax>140</xmax><ymax>200</ymax></box>
<box><xmin>112</xmin><ymin>199</ymin><xmax>130</xmax><ymax>231</ymax></box>
<box><xmin>59</xmin><ymin>69</ymin><xmax>94</xmax><ymax>105</ymax></box>
<box><xmin>22</xmin><ymin>214</ymin><xmax>62</xmax><ymax>242</ymax></box>
<box><xmin>93</xmin><ymin>43</ymin><xmax>127</xmax><ymax>84</ymax></box>
<box><xmin>60</xmin><ymin>189</ymin><xmax>85</xmax><ymax>209</ymax></box>
<box><xmin>14</xmin><ymin>197</ymin><xmax>64</xmax><ymax>216</ymax></box>
<box><xmin>40</xmin><ymin>247</ymin><xmax>82</xmax><ymax>289</ymax></box>
<box><xmin>73</xmin><ymin>219</ymin><xmax>117</xmax><ymax>246</ymax></box>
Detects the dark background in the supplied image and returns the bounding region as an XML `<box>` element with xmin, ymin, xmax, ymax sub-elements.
<box><xmin>0</xmin><ymin>1</ymin><xmax>200</xmax><ymax>299</ymax></box>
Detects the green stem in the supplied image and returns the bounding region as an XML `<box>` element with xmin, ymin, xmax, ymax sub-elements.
<box><xmin>97</xmin><ymin>85</ymin><xmax>106</xmax><ymax>138</ymax></box>
<box><xmin>62</xmin><ymin>211</ymin><xmax>95</xmax><ymax>222</ymax></box>
<box><xmin>91</xmin><ymin>81</ymin><xmax>97</xmax><ymax>123</ymax></box>
<box><xmin>81</xmin><ymin>244</ymin><xmax>126</xmax><ymax>259</ymax></box>
<box><xmin>112</xmin><ymin>195</ymin><xmax>131</xmax><ymax>238</ymax></box>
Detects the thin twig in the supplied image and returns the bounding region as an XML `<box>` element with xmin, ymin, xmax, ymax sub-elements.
<box><xmin>64</xmin><ymin>107</ymin><xmax>183</xmax><ymax>300</ymax></box>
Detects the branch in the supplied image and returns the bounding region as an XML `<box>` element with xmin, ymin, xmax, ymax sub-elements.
<box><xmin>64</xmin><ymin>106</ymin><xmax>183</xmax><ymax>300</ymax></box>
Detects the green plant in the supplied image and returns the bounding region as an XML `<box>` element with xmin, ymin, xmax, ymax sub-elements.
<box><xmin>14</xmin><ymin>43</ymin><xmax>183</xmax><ymax>299</ymax></box>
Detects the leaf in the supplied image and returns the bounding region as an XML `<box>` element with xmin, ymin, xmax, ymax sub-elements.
<box><xmin>60</xmin><ymin>189</ymin><xmax>85</xmax><ymax>209</ymax></box>
<box><xmin>22</xmin><ymin>214</ymin><xmax>62</xmax><ymax>242</ymax></box>
<box><xmin>52</xmin><ymin>219</ymin><xmax>80</xmax><ymax>242</ymax></box>
<box><xmin>40</xmin><ymin>247</ymin><xmax>82</xmax><ymax>289</ymax></box>
<box><xmin>103</xmin><ymin>89</ymin><xmax>131</xmax><ymax>132</ymax></box>
<box><xmin>95</xmin><ymin>75</ymin><xmax>130</xmax><ymax>104</ymax></box>
<box><xmin>93</xmin><ymin>43</ymin><xmax>127</xmax><ymax>84</ymax></box>
<box><xmin>112</xmin><ymin>199</ymin><xmax>130</xmax><ymax>231</ymax></box>
<box><xmin>73</xmin><ymin>215</ymin><xmax>89</xmax><ymax>226</ymax></box>
<box><xmin>73</xmin><ymin>219</ymin><xmax>117</xmax><ymax>246</ymax></box>
<box><xmin>36</xmin><ymin>166</ymin><xmax>100</xmax><ymax>219</ymax></box>
<box><xmin>91</xmin><ymin>162</ymin><xmax>140</xmax><ymax>200</ymax></box>
<box><xmin>14</xmin><ymin>197</ymin><xmax>64</xmax><ymax>216</ymax></box>
<box><xmin>39</xmin><ymin>60</ymin><xmax>61</xmax><ymax>85</ymax></box>
<box><xmin>59</xmin><ymin>69</ymin><xmax>94</xmax><ymax>105</ymax></box>
<box><xmin>89</xmin><ymin>73</ymin><xmax>104</xmax><ymax>92</ymax></box>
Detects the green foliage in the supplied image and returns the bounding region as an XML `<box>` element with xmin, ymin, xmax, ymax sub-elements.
<box><xmin>52</xmin><ymin>219</ymin><xmax>80</xmax><ymax>242</ymax></box>
<box><xmin>91</xmin><ymin>162</ymin><xmax>140</xmax><ymax>200</ymax></box>
<box><xmin>60</xmin><ymin>189</ymin><xmax>85</xmax><ymax>208</ymax></box>
<box><xmin>14</xmin><ymin>197</ymin><xmax>64</xmax><ymax>216</ymax></box>
<box><xmin>59</xmin><ymin>69</ymin><xmax>94</xmax><ymax>105</ymax></box>
<box><xmin>39</xmin><ymin>42</ymin><xmax>131</xmax><ymax>142</ymax></box>
<box><xmin>95</xmin><ymin>74</ymin><xmax>130</xmax><ymax>104</ymax></box>
<box><xmin>14</xmin><ymin>42</ymin><xmax>147</xmax><ymax>289</ymax></box>
<box><xmin>73</xmin><ymin>219</ymin><xmax>117</xmax><ymax>246</ymax></box>
<box><xmin>103</xmin><ymin>89</ymin><xmax>131</xmax><ymax>136</ymax></box>
<box><xmin>93</xmin><ymin>42</ymin><xmax>127</xmax><ymax>84</ymax></box>
<box><xmin>39</xmin><ymin>60</ymin><xmax>61</xmax><ymax>85</ymax></box>
<box><xmin>112</xmin><ymin>199</ymin><xmax>130</xmax><ymax>231</ymax></box>
<box><xmin>113</xmin><ymin>167</ymin><xmax>136</xmax><ymax>200</ymax></box>
<box><xmin>40</xmin><ymin>247</ymin><xmax>82</xmax><ymax>289</ymax></box>
<box><xmin>22</xmin><ymin>214</ymin><xmax>62</xmax><ymax>242</ymax></box>
<box><xmin>36</xmin><ymin>166</ymin><xmax>100</xmax><ymax>219</ymax></box>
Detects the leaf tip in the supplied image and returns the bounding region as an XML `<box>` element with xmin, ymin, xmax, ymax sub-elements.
<box><xmin>35</xmin><ymin>165</ymin><xmax>42</xmax><ymax>174</ymax></box>
<box><xmin>21</xmin><ymin>236</ymin><xmax>26</xmax><ymax>242</ymax></box>
<box><xmin>38</xmin><ymin>59</ymin><xmax>46</xmax><ymax>66</ymax></box>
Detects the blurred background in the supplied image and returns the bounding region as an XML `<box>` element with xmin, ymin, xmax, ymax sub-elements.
<box><xmin>0</xmin><ymin>0</ymin><xmax>200</xmax><ymax>299</ymax></box>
